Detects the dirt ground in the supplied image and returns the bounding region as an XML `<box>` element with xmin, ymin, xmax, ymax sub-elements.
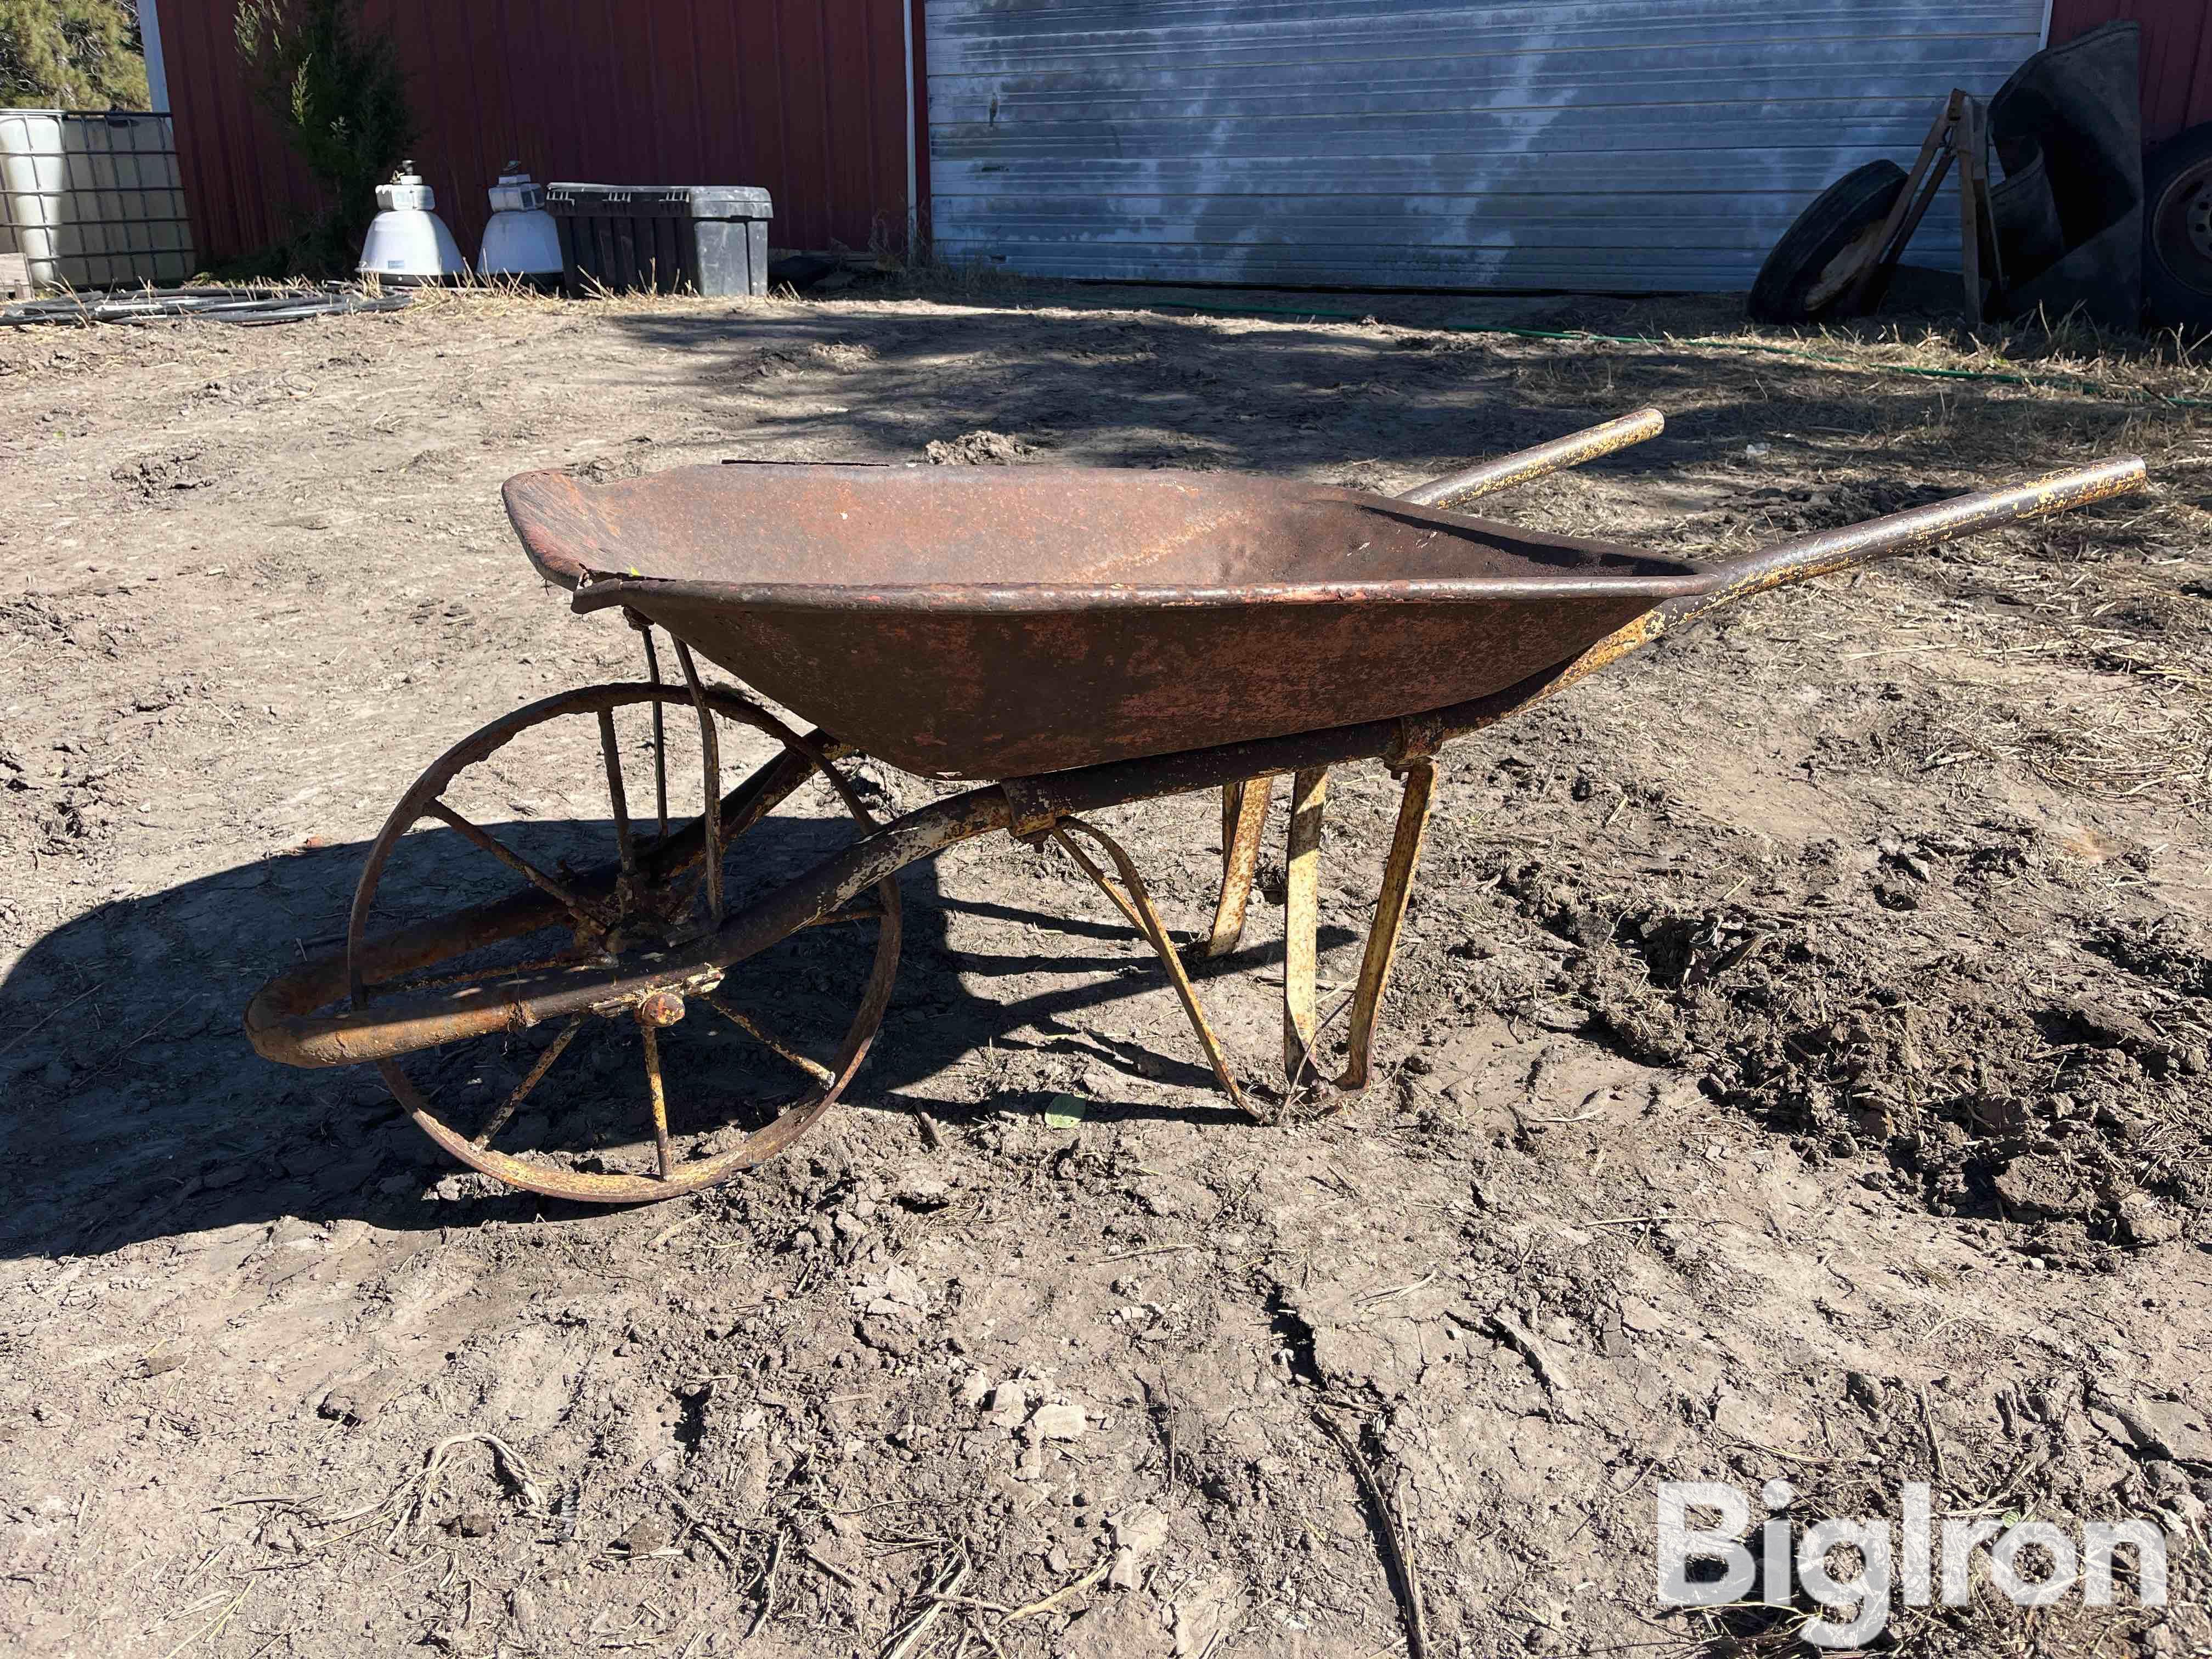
<box><xmin>3</xmin><ymin>278</ymin><xmax>2211</xmax><ymax>1659</ymax></box>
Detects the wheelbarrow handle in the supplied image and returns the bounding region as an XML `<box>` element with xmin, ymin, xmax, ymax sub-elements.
<box><xmin>1449</xmin><ymin>452</ymin><xmax>2150</xmax><ymax>736</ymax></box>
<box><xmin>1663</xmin><ymin>453</ymin><xmax>2147</xmax><ymax>628</ymax></box>
<box><xmin>1397</xmin><ymin>407</ymin><xmax>1666</xmax><ymax>507</ymax></box>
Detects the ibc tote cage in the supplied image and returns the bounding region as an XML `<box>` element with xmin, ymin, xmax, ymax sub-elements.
<box><xmin>0</xmin><ymin>110</ymin><xmax>196</xmax><ymax>292</ymax></box>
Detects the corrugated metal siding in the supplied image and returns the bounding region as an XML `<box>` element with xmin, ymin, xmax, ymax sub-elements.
<box><xmin>2049</xmin><ymin>1</ymin><xmax>2212</xmax><ymax>146</ymax></box>
<box><xmin>156</xmin><ymin>0</ymin><xmax>314</xmax><ymax>261</ymax></box>
<box><xmin>925</xmin><ymin>1</ymin><xmax>2050</xmax><ymax>290</ymax></box>
<box><xmin>153</xmin><ymin>0</ymin><xmax>918</xmax><ymax>267</ymax></box>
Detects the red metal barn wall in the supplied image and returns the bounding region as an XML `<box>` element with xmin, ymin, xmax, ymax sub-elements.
<box><xmin>153</xmin><ymin>0</ymin><xmax>926</xmax><ymax>267</ymax></box>
<box><xmin>2048</xmin><ymin>1</ymin><xmax>2212</xmax><ymax>144</ymax></box>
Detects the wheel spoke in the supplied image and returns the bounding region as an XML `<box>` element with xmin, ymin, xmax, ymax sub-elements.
<box><xmin>640</xmin><ymin>1022</ymin><xmax>675</xmax><ymax>1179</ymax></box>
<box><xmin>798</xmin><ymin>899</ymin><xmax>885</xmax><ymax>930</ymax></box>
<box><xmin>663</xmin><ymin>858</ymin><xmax>877</xmax><ymax>927</ymax></box>
<box><xmin>347</xmin><ymin>681</ymin><xmax>904</xmax><ymax>1207</ymax></box>
<box><xmin>424</xmin><ymin>799</ymin><xmax>612</xmax><ymax>939</ymax></box>
<box><xmin>699</xmin><ymin>992</ymin><xmax>836</xmax><ymax>1088</ymax></box>
<box><xmin>673</xmin><ymin>641</ymin><xmax>724</xmax><ymax>926</ymax></box>
<box><xmin>474</xmin><ymin>1015</ymin><xmax>587</xmax><ymax>1147</ymax></box>
<box><xmin>640</xmin><ymin>746</ymin><xmax>819</xmax><ymax>894</ymax></box>
<box><xmin>639</xmin><ymin>628</ymin><xmax>670</xmax><ymax>839</ymax></box>
<box><xmin>371</xmin><ymin>946</ymin><xmax>599</xmax><ymax>1001</ymax></box>
<box><xmin>597</xmin><ymin>709</ymin><xmax>639</xmax><ymax>881</ymax></box>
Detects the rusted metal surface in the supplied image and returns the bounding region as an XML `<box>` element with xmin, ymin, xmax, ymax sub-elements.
<box><xmin>1201</xmin><ymin>410</ymin><xmax>1656</xmax><ymax>975</ymax></box>
<box><xmin>630</xmin><ymin>615</ymin><xmax>672</xmax><ymax>837</ymax></box>
<box><xmin>250</xmin><ymin>443</ymin><xmax>2146</xmax><ymax>1203</ymax></box>
<box><xmin>1281</xmin><ymin>768</ymin><xmax>1329</xmax><ymax>1082</ymax></box>
<box><xmin>1397</xmin><ymin>408</ymin><xmax>1664</xmax><ymax>507</ymax></box>
<box><xmin>250</xmin><ymin>775</ymin><xmax>986</xmax><ymax>1076</ymax></box>
<box><xmin>356</xmin><ymin>680</ymin><xmax>905</xmax><ymax>1207</ymax></box>
<box><xmin>673</xmin><ymin>641</ymin><xmax>727</xmax><ymax>927</ymax></box>
<box><xmin>504</xmin><ymin>461</ymin><xmax>1717</xmax><ymax>779</ymax></box>
<box><xmin>1204</xmin><ymin>776</ymin><xmax>1273</xmax><ymax>958</ymax></box>
<box><xmin>262</xmin><ymin>450</ymin><xmax>2142</xmax><ymax>1074</ymax></box>
<box><xmin>245</xmin><ymin>687</ymin><xmax>847</xmax><ymax>1069</ymax></box>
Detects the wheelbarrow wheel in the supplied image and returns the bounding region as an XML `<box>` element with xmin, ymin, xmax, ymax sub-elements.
<box><xmin>346</xmin><ymin>682</ymin><xmax>901</xmax><ymax>1204</ymax></box>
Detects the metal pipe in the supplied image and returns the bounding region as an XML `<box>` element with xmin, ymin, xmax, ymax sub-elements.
<box><xmin>251</xmin><ymin>788</ymin><xmax>1008</xmax><ymax>1068</ymax></box>
<box><xmin>1656</xmin><ymin>453</ymin><xmax>2146</xmax><ymax>630</ymax></box>
<box><xmin>1397</xmin><ymin>407</ymin><xmax>1666</xmax><ymax>507</ymax></box>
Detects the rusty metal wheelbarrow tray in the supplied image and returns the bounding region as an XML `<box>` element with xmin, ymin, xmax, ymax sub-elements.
<box><xmin>503</xmin><ymin>462</ymin><xmax>1723</xmax><ymax>779</ymax></box>
<box><xmin>244</xmin><ymin>411</ymin><xmax>2147</xmax><ymax>1207</ymax></box>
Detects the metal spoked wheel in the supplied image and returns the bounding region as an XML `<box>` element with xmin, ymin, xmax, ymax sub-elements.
<box><xmin>346</xmin><ymin>680</ymin><xmax>900</xmax><ymax>1204</ymax></box>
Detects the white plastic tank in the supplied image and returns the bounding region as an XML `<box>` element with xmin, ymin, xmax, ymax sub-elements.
<box><xmin>357</xmin><ymin>161</ymin><xmax>462</xmax><ymax>284</ymax></box>
<box><xmin>0</xmin><ymin>109</ymin><xmax>195</xmax><ymax>290</ymax></box>
<box><xmin>479</xmin><ymin>163</ymin><xmax>561</xmax><ymax>285</ymax></box>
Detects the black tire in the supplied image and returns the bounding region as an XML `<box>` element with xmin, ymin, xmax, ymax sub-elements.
<box><xmin>1748</xmin><ymin>161</ymin><xmax>1908</xmax><ymax>324</ymax></box>
<box><xmin>2145</xmin><ymin>121</ymin><xmax>2212</xmax><ymax>331</ymax></box>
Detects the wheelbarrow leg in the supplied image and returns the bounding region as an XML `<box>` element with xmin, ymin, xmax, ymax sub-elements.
<box><xmin>1205</xmin><ymin>775</ymin><xmax>1274</xmax><ymax>958</ymax></box>
<box><xmin>1051</xmin><ymin>818</ymin><xmax>1262</xmax><ymax>1122</ymax></box>
<box><xmin>1282</xmin><ymin>766</ymin><xmax>1329</xmax><ymax>1083</ymax></box>
<box><xmin>1280</xmin><ymin>745</ymin><xmax>1437</xmax><ymax>1097</ymax></box>
<box><xmin>1338</xmin><ymin>757</ymin><xmax>1436</xmax><ymax>1090</ymax></box>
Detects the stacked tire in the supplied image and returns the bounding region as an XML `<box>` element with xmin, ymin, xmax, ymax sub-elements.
<box><xmin>2145</xmin><ymin>123</ymin><xmax>2212</xmax><ymax>331</ymax></box>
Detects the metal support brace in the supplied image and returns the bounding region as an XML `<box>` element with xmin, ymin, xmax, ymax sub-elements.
<box><xmin>1206</xmin><ymin>775</ymin><xmax>1275</xmax><ymax>957</ymax></box>
<box><xmin>1000</xmin><ymin>776</ymin><xmax>1063</xmax><ymax>845</ymax></box>
<box><xmin>1339</xmin><ymin>754</ymin><xmax>1436</xmax><ymax>1090</ymax></box>
<box><xmin>1282</xmin><ymin>766</ymin><xmax>1330</xmax><ymax>1082</ymax></box>
<box><xmin>625</xmin><ymin>608</ymin><xmax>671</xmax><ymax>838</ymax></box>
<box><xmin>672</xmin><ymin>640</ymin><xmax>724</xmax><ymax>926</ymax></box>
<box><xmin>1280</xmin><ymin>714</ymin><xmax>1443</xmax><ymax>1097</ymax></box>
<box><xmin>1051</xmin><ymin>817</ymin><xmax>1263</xmax><ymax>1123</ymax></box>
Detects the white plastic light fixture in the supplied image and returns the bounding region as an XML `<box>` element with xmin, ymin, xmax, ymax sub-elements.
<box><xmin>358</xmin><ymin>161</ymin><xmax>464</xmax><ymax>284</ymax></box>
<box><xmin>479</xmin><ymin>163</ymin><xmax>562</xmax><ymax>285</ymax></box>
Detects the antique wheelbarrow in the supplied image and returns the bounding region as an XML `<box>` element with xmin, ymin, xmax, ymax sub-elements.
<box><xmin>245</xmin><ymin>412</ymin><xmax>2145</xmax><ymax>1203</ymax></box>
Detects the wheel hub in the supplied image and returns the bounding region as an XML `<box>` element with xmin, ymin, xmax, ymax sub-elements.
<box><xmin>636</xmin><ymin>989</ymin><xmax>686</xmax><ymax>1027</ymax></box>
<box><xmin>2190</xmin><ymin>180</ymin><xmax>2212</xmax><ymax>262</ymax></box>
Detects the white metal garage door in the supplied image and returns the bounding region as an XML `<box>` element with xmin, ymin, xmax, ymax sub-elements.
<box><xmin>924</xmin><ymin>1</ymin><xmax>2051</xmax><ymax>290</ymax></box>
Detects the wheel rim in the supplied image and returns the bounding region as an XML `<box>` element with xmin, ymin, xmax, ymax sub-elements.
<box><xmin>1804</xmin><ymin>217</ymin><xmax>1890</xmax><ymax>313</ymax></box>
<box><xmin>2151</xmin><ymin>160</ymin><xmax>2212</xmax><ymax>298</ymax></box>
<box><xmin>347</xmin><ymin>682</ymin><xmax>901</xmax><ymax>1204</ymax></box>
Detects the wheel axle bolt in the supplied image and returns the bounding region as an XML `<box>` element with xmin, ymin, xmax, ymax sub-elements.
<box><xmin>637</xmin><ymin>991</ymin><xmax>685</xmax><ymax>1028</ymax></box>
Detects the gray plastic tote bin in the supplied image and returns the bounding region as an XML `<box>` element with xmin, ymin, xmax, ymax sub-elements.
<box><xmin>544</xmin><ymin>184</ymin><xmax>771</xmax><ymax>297</ymax></box>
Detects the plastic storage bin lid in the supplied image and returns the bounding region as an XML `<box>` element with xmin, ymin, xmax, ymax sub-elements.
<box><xmin>544</xmin><ymin>184</ymin><xmax>772</xmax><ymax>219</ymax></box>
